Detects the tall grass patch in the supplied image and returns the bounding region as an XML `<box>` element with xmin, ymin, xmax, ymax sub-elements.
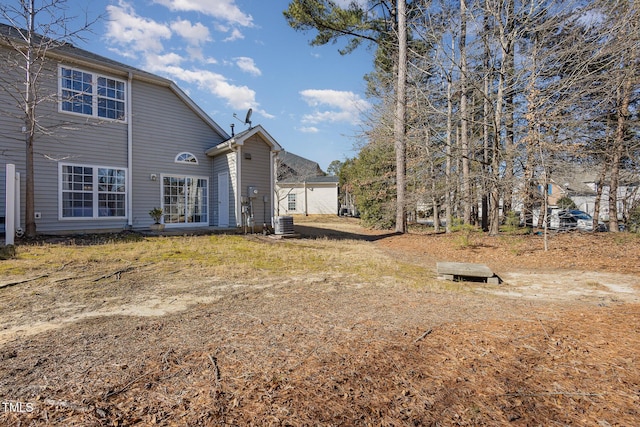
<box><xmin>1</xmin><ymin>234</ymin><xmax>435</xmax><ymax>289</ymax></box>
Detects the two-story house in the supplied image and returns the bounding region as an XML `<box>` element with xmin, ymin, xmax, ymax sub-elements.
<box><xmin>1</xmin><ymin>24</ymin><xmax>281</xmax><ymax>236</ymax></box>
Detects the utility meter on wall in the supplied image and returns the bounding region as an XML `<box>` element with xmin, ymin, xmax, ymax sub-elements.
<box><xmin>247</xmin><ymin>186</ymin><xmax>258</xmax><ymax>198</ymax></box>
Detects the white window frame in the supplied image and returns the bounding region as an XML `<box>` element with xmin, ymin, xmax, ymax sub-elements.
<box><xmin>59</xmin><ymin>163</ymin><xmax>128</xmax><ymax>220</ymax></box>
<box><xmin>58</xmin><ymin>65</ymin><xmax>127</xmax><ymax>122</ymax></box>
<box><xmin>287</xmin><ymin>193</ymin><xmax>297</xmax><ymax>211</ymax></box>
<box><xmin>175</xmin><ymin>152</ymin><xmax>199</xmax><ymax>164</ymax></box>
<box><xmin>161</xmin><ymin>174</ymin><xmax>209</xmax><ymax>227</ymax></box>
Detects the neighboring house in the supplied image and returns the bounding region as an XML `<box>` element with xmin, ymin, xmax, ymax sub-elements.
<box><xmin>552</xmin><ymin>168</ymin><xmax>639</xmax><ymax>221</ymax></box>
<box><xmin>536</xmin><ymin>181</ymin><xmax>570</xmax><ymax>206</ymax></box>
<box><xmin>276</xmin><ymin>152</ymin><xmax>339</xmax><ymax>216</ymax></box>
<box><xmin>1</xmin><ymin>24</ymin><xmax>281</xmax><ymax>235</ymax></box>
<box><xmin>523</xmin><ymin>165</ymin><xmax>640</xmax><ymax>225</ymax></box>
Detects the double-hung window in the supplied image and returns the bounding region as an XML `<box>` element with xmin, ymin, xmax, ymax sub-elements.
<box><xmin>287</xmin><ymin>193</ymin><xmax>296</xmax><ymax>211</ymax></box>
<box><xmin>60</xmin><ymin>164</ymin><xmax>127</xmax><ymax>219</ymax></box>
<box><xmin>59</xmin><ymin>66</ymin><xmax>126</xmax><ymax>121</ymax></box>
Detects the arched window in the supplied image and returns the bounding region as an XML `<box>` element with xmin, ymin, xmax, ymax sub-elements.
<box><xmin>175</xmin><ymin>152</ymin><xmax>198</xmax><ymax>164</ymax></box>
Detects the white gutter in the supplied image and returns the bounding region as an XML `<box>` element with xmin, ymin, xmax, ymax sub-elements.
<box><xmin>304</xmin><ymin>180</ymin><xmax>308</xmax><ymax>216</ymax></box>
<box><xmin>127</xmin><ymin>72</ymin><xmax>133</xmax><ymax>227</ymax></box>
<box><xmin>270</xmin><ymin>151</ymin><xmax>276</xmax><ymax>225</ymax></box>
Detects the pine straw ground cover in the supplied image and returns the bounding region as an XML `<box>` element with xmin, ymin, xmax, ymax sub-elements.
<box><xmin>0</xmin><ymin>217</ymin><xmax>639</xmax><ymax>426</ymax></box>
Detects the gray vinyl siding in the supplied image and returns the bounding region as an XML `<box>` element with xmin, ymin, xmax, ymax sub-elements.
<box><xmin>0</xmin><ymin>105</ymin><xmax>25</xmax><ymax>230</ymax></box>
<box><xmin>130</xmin><ymin>80</ymin><xmax>223</xmax><ymax>228</ymax></box>
<box><xmin>0</xmin><ymin>49</ymin><xmax>36</xmax><ymax>231</ymax></box>
<box><xmin>240</xmin><ymin>135</ymin><xmax>273</xmax><ymax>226</ymax></box>
<box><xmin>38</xmin><ymin>62</ymin><xmax>129</xmax><ymax>233</ymax></box>
<box><xmin>1</xmin><ymin>51</ymin><xmax>130</xmax><ymax>234</ymax></box>
<box><xmin>1</xmin><ymin>42</ymin><xmax>226</xmax><ymax>234</ymax></box>
<box><xmin>212</xmin><ymin>152</ymin><xmax>237</xmax><ymax>227</ymax></box>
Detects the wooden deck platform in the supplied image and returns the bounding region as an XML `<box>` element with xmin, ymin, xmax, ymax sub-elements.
<box><xmin>437</xmin><ymin>262</ymin><xmax>501</xmax><ymax>284</ymax></box>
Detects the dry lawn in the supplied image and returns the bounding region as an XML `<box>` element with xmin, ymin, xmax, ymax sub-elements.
<box><xmin>0</xmin><ymin>216</ymin><xmax>639</xmax><ymax>426</ymax></box>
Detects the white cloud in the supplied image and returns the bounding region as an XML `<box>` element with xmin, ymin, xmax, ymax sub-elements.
<box><xmin>104</xmin><ymin>1</ymin><xmax>269</xmax><ymax>118</ymax></box>
<box><xmin>333</xmin><ymin>0</ymin><xmax>368</xmax><ymax>8</ymax></box>
<box><xmin>170</xmin><ymin>19</ymin><xmax>211</xmax><ymax>46</ymax></box>
<box><xmin>303</xmin><ymin>110</ymin><xmax>357</xmax><ymax>124</ymax></box>
<box><xmin>147</xmin><ymin>52</ymin><xmax>185</xmax><ymax>68</ymax></box>
<box><xmin>185</xmin><ymin>46</ymin><xmax>204</xmax><ymax>61</ymax></box>
<box><xmin>223</xmin><ymin>28</ymin><xmax>245</xmax><ymax>42</ymax></box>
<box><xmin>105</xmin><ymin>1</ymin><xmax>172</xmax><ymax>56</ymax></box>
<box><xmin>300</xmin><ymin>126</ymin><xmax>319</xmax><ymax>133</ymax></box>
<box><xmin>257</xmin><ymin>109</ymin><xmax>275</xmax><ymax>120</ymax></box>
<box><xmin>152</xmin><ymin>0</ymin><xmax>253</xmax><ymax>27</ymax></box>
<box><xmin>300</xmin><ymin>89</ymin><xmax>371</xmax><ymax>125</ymax></box>
<box><xmin>235</xmin><ymin>57</ymin><xmax>261</xmax><ymax>76</ymax></box>
<box><xmin>153</xmin><ymin>65</ymin><xmax>257</xmax><ymax>111</ymax></box>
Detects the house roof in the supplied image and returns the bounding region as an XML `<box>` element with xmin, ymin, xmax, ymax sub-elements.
<box><xmin>0</xmin><ymin>23</ymin><xmax>229</xmax><ymax>139</ymax></box>
<box><xmin>205</xmin><ymin>125</ymin><xmax>283</xmax><ymax>156</ymax></box>
<box><xmin>278</xmin><ymin>175</ymin><xmax>339</xmax><ymax>185</ymax></box>
<box><xmin>551</xmin><ymin>163</ymin><xmax>640</xmax><ymax>196</ymax></box>
<box><xmin>280</xmin><ymin>152</ymin><xmax>322</xmax><ymax>173</ymax></box>
<box><xmin>277</xmin><ymin>152</ymin><xmax>336</xmax><ymax>184</ymax></box>
<box><xmin>550</xmin><ymin>172</ymin><xmax>596</xmax><ymax>196</ymax></box>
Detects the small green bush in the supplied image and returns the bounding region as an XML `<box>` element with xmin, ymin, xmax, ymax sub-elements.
<box><xmin>450</xmin><ymin>219</ymin><xmax>479</xmax><ymax>248</ymax></box>
<box><xmin>557</xmin><ymin>196</ymin><xmax>577</xmax><ymax>210</ymax></box>
<box><xmin>502</xmin><ymin>211</ymin><xmax>521</xmax><ymax>234</ymax></box>
<box><xmin>149</xmin><ymin>207</ymin><xmax>164</xmax><ymax>223</ymax></box>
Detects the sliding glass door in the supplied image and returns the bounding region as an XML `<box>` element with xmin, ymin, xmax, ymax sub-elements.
<box><xmin>162</xmin><ymin>176</ymin><xmax>208</xmax><ymax>226</ymax></box>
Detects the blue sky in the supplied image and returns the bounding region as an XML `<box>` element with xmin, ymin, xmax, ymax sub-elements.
<box><xmin>58</xmin><ymin>0</ymin><xmax>375</xmax><ymax>171</ymax></box>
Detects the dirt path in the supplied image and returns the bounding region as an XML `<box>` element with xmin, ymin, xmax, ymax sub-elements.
<box><xmin>1</xmin><ymin>224</ymin><xmax>638</xmax><ymax>344</ymax></box>
<box><xmin>494</xmin><ymin>269</ymin><xmax>640</xmax><ymax>303</ymax></box>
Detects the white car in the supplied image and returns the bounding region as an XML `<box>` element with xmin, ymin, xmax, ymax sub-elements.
<box><xmin>549</xmin><ymin>209</ymin><xmax>606</xmax><ymax>231</ymax></box>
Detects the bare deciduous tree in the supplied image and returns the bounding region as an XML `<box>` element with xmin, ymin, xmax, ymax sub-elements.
<box><xmin>0</xmin><ymin>0</ymin><xmax>98</xmax><ymax>237</ymax></box>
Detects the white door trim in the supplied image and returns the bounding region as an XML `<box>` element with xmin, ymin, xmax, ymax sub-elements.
<box><xmin>218</xmin><ymin>172</ymin><xmax>229</xmax><ymax>227</ymax></box>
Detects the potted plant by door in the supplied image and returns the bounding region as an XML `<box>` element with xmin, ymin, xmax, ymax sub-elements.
<box><xmin>149</xmin><ymin>207</ymin><xmax>165</xmax><ymax>231</ymax></box>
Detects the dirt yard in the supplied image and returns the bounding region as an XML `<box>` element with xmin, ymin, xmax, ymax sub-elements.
<box><xmin>1</xmin><ymin>217</ymin><xmax>639</xmax><ymax>426</ymax></box>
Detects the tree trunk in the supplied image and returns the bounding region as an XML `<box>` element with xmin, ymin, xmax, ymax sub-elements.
<box><xmin>394</xmin><ymin>0</ymin><xmax>407</xmax><ymax>233</ymax></box>
<box><xmin>459</xmin><ymin>0</ymin><xmax>471</xmax><ymax>224</ymax></box>
<box><xmin>523</xmin><ymin>31</ymin><xmax>540</xmax><ymax>235</ymax></box>
<box><xmin>488</xmin><ymin>0</ymin><xmax>506</xmax><ymax>236</ymax></box>
<box><xmin>593</xmin><ymin>163</ymin><xmax>606</xmax><ymax>231</ymax></box>
<box><xmin>608</xmin><ymin>42</ymin><xmax>634</xmax><ymax>232</ymax></box>
<box><xmin>24</xmin><ymin>0</ymin><xmax>37</xmax><ymax>238</ymax></box>
<box><xmin>425</xmin><ymin>129</ymin><xmax>440</xmax><ymax>233</ymax></box>
<box><xmin>445</xmin><ymin>71</ymin><xmax>453</xmax><ymax>233</ymax></box>
<box><xmin>481</xmin><ymin>9</ymin><xmax>491</xmax><ymax>232</ymax></box>
<box><xmin>608</xmin><ymin>75</ymin><xmax>632</xmax><ymax>232</ymax></box>
<box><xmin>501</xmin><ymin>0</ymin><xmax>516</xmax><ymax>217</ymax></box>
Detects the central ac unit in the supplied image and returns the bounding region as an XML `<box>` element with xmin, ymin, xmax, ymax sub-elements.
<box><xmin>274</xmin><ymin>216</ymin><xmax>294</xmax><ymax>235</ymax></box>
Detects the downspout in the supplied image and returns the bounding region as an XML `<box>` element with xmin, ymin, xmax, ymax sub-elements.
<box><xmin>304</xmin><ymin>180</ymin><xmax>308</xmax><ymax>216</ymax></box>
<box><xmin>270</xmin><ymin>150</ymin><xmax>276</xmax><ymax>225</ymax></box>
<box><xmin>236</xmin><ymin>145</ymin><xmax>242</xmax><ymax>227</ymax></box>
<box><xmin>127</xmin><ymin>72</ymin><xmax>133</xmax><ymax>227</ymax></box>
<box><xmin>5</xmin><ymin>164</ymin><xmax>16</xmax><ymax>245</ymax></box>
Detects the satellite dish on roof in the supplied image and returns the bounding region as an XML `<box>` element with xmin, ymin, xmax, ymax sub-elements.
<box><xmin>244</xmin><ymin>108</ymin><xmax>252</xmax><ymax>128</ymax></box>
